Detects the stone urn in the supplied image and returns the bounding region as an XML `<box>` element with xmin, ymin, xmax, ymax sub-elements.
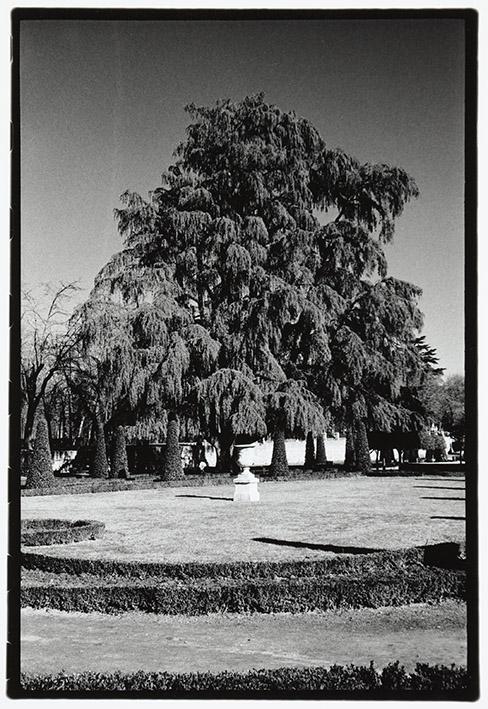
<box><xmin>233</xmin><ymin>442</ymin><xmax>260</xmax><ymax>502</ymax></box>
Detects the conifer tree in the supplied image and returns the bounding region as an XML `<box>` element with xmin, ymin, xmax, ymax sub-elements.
<box><xmin>315</xmin><ymin>433</ymin><xmax>328</xmax><ymax>468</ymax></box>
<box><xmin>161</xmin><ymin>414</ymin><xmax>184</xmax><ymax>480</ymax></box>
<box><xmin>25</xmin><ymin>409</ymin><xmax>54</xmax><ymax>489</ymax></box>
<box><xmin>110</xmin><ymin>425</ymin><xmax>129</xmax><ymax>479</ymax></box>
<box><xmin>304</xmin><ymin>431</ymin><xmax>315</xmax><ymax>471</ymax></box>
<box><xmin>91</xmin><ymin>417</ymin><xmax>109</xmax><ymax>478</ymax></box>
<box><xmin>269</xmin><ymin>426</ymin><xmax>289</xmax><ymax>477</ymax></box>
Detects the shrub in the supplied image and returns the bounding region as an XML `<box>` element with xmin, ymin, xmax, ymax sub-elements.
<box><xmin>21</xmin><ymin>567</ymin><xmax>465</xmax><ymax>615</ymax></box>
<box><xmin>269</xmin><ymin>427</ymin><xmax>289</xmax><ymax>477</ymax></box>
<box><xmin>25</xmin><ymin>412</ymin><xmax>54</xmax><ymax>490</ymax></box>
<box><xmin>19</xmin><ymin>662</ymin><xmax>469</xmax><ymax>694</ymax></box>
<box><xmin>304</xmin><ymin>432</ymin><xmax>315</xmax><ymax>470</ymax></box>
<box><xmin>110</xmin><ymin>426</ymin><xmax>129</xmax><ymax>479</ymax></box>
<box><xmin>315</xmin><ymin>434</ymin><xmax>328</xmax><ymax>467</ymax></box>
<box><xmin>91</xmin><ymin>419</ymin><xmax>109</xmax><ymax>479</ymax></box>
<box><xmin>161</xmin><ymin>416</ymin><xmax>183</xmax><ymax>480</ymax></box>
<box><xmin>22</xmin><ymin>546</ymin><xmax>428</xmax><ymax>581</ymax></box>
<box><xmin>21</xmin><ymin>519</ymin><xmax>105</xmax><ymax>546</ymax></box>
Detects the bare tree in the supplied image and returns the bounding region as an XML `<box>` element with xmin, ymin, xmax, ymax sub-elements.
<box><xmin>21</xmin><ymin>282</ymin><xmax>82</xmax><ymax>447</ymax></box>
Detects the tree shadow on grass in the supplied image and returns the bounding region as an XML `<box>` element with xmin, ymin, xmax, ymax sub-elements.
<box><xmin>417</xmin><ymin>478</ymin><xmax>465</xmax><ymax>482</ymax></box>
<box><xmin>421</xmin><ymin>496</ymin><xmax>465</xmax><ymax>501</ymax></box>
<box><xmin>430</xmin><ymin>516</ymin><xmax>465</xmax><ymax>520</ymax></box>
<box><xmin>413</xmin><ymin>485</ymin><xmax>465</xmax><ymax>490</ymax></box>
<box><xmin>252</xmin><ymin>537</ymin><xmax>380</xmax><ymax>554</ymax></box>
<box><xmin>175</xmin><ymin>494</ymin><xmax>234</xmax><ymax>501</ymax></box>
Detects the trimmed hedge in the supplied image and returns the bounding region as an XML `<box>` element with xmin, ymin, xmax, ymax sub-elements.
<box><xmin>20</xmin><ymin>546</ymin><xmax>424</xmax><ymax>581</ymax></box>
<box><xmin>20</xmin><ymin>662</ymin><xmax>468</xmax><ymax>694</ymax></box>
<box><xmin>20</xmin><ymin>543</ymin><xmax>465</xmax><ymax>581</ymax></box>
<box><xmin>21</xmin><ymin>519</ymin><xmax>105</xmax><ymax>546</ymax></box>
<box><xmin>21</xmin><ymin>468</ymin><xmax>356</xmax><ymax>497</ymax></box>
<box><xmin>20</xmin><ymin>566</ymin><xmax>465</xmax><ymax>615</ymax></box>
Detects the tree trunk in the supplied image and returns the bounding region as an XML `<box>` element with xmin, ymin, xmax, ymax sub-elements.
<box><xmin>353</xmin><ymin>418</ymin><xmax>371</xmax><ymax>474</ymax></box>
<box><xmin>215</xmin><ymin>432</ymin><xmax>234</xmax><ymax>473</ymax></box>
<box><xmin>269</xmin><ymin>426</ymin><xmax>289</xmax><ymax>477</ymax></box>
<box><xmin>344</xmin><ymin>426</ymin><xmax>356</xmax><ymax>470</ymax></box>
<box><xmin>304</xmin><ymin>431</ymin><xmax>315</xmax><ymax>471</ymax></box>
<box><xmin>23</xmin><ymin>397</ymin><xmax>39</xmax><ymax>449</ymax></box>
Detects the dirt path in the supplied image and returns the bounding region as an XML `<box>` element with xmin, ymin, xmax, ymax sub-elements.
<box><xmin>21</xmin><ymin>601</ymin><xmax>466</xmax><ymax>675</ymax></box>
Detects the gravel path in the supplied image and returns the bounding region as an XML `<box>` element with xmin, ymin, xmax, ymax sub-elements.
<box><xmin>21</xmin><ymin>601</ymin><xmax>466</xmax><ymax>675</ymax></box>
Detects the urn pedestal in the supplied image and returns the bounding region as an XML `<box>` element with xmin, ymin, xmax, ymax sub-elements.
<box><xmin>233</xmin><ymin>443</ymin><xmax>260</xmax><ymax>502</ymax></box>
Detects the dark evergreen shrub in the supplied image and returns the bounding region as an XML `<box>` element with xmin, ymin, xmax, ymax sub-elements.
<box><xmin>110</xmin><ymin>426</ymin><xmax>129</xmax><ymax>479</ymax></box>
<box><xmin>269</xmin><ymin>426</ymin><xmax>289</xmax><ymax>477</ymax></box>
<box><xmin>25</xmin><ymin>411</ymin><xmax>55</xmax><ymax>489</ymax></box>
<box><xmin>432</xmin><ymin>433</ymin><xmax>448</xmax><ymax>462</ymax></box>
<box><xmin>91</xmin><ymin>419</ymin><xmax>109</xmax><ymax>478</ymax></box>
<box><xmin>304</xmin><ymin>432</ymin><xmax>315</xmax><ymax>470</ymax></box>
<box><xmin>315</xmin><ymin>433</ymin><xmax>328</xmax><ymax>467</ymax></box>
<box><xmin>161</xmin><ymin>416</ymin><xmax>184</xmax><ymax>480</ymax></box>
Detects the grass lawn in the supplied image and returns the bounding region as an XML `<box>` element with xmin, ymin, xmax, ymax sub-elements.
<box><xmin>20</xmin><ymin>475</ymin><xmax>465</xmax><ymax>563</ymax></box>
<box><xmin>21</xmin><ymin>601</ymin><xmax>466</xmax><ymax>675</ymax></box>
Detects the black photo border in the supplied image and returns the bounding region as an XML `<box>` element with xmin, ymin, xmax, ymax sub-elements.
<box><xmin>8</xmin><ymin>7</ymin><xmax>479</xmax><ymax>700</ymax></box>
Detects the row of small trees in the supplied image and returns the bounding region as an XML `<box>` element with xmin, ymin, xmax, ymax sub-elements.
<box><xmin>25</xmin><ymin>408</ymin><xmax>334</xmax><ymax>488</ymax></box>
<box><xmin>25</xmin><ymin>410</ymin><xmax>186</xmax><ymax>488</ymax></box>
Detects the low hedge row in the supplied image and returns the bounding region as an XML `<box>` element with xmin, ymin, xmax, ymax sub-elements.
<box><xmin>21</xmin><ymin>567</ymin><xmax>465</xmax><ymax>615</ymax></box>
<box><xmin>21</xmin><ymin>520</ymin><xmax>105</xmax><ymax>547</ymax></box>
<box><xmin>19</xmin><ymin>661</ymin><xmax>468</xmax><ymax>694</ymax></box>
<box><xmin>21</xmin><ymin>469</ymin><xmax>356</xmax><ymax>497</ymax></box>
<box><xmin>21</xmin><ymin>543</ymin><xmax>463</xmax><ymax>581</ymax></box>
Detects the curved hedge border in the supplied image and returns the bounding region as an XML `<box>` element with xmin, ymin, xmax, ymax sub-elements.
<box><xmin>20</xmin><ymin>661</ymin><xmax>468</xmax><ymax>695</ymax></box>
<box><xmin>21</xmin><ymin>469</ymin><xmax>358</xmax><ymax>497</ymax></box>
<box><xmin>20</xmin><ymin>543</ymin><xmax>464</xmax><ymax>581</ymax></box>
<box><xmin>20</xmin><ymin>567</ymin><xmax>465</xmax><ymax>615</ymax></box>
<box><xmin>21</xmin><ymin>519</ymin><xmax>105</xmax><ymax>547</ymax></box>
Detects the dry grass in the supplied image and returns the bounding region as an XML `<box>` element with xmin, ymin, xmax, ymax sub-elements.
<box><xmin>21</xmin><ymin>601</ymin><xmax>466</xmax><ymax>675</ymax></box>
<box><xmin>20</xmin><ymin>476</ymin><xmax>465</xmax><ymax>563</ymax></box>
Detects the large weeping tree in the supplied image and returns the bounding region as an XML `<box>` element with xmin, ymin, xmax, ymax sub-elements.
<box><xmin>76</xmin><ymin>94</ymin><xmax>436</xmax><ymax>468</ymax></box>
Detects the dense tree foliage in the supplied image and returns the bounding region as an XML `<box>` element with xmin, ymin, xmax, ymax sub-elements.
<box><xmin>419</xmin><ymin>374</ymin><xmax>464</xmax><ymax>438</ymax></box>
<box><xmin>73</xmin><ymin>94</ymin><xmax>438</xmax><ymax>471</ymax></box>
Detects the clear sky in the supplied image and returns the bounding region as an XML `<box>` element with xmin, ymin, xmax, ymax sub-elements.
<box><xmin>20</xmin><ymin>17</ymin><xmax>465</xmax><ymax>374</ymax></box>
